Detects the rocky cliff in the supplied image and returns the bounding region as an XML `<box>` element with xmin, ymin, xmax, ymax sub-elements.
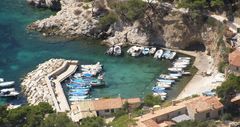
<box><xmin>27</xmin><ymin>0</ymin><xmax>61</xmax><ymax>10</ymax></box>
<box><xmin>27</xmin><ymin>0</ymin><xmax>224</xmax><ymax>51</ymax></box>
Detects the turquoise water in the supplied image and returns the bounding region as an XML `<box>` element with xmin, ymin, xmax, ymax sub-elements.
<box><xmin>0</xmin><ymin>0</ymin><xmax>190</xmax><ymax>104</ymax></box>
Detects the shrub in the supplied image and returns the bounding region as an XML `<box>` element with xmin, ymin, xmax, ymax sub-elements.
<box><xmin>221</xmin><ymin>113</ymin><xmax>233</xmax><ymax>121</ymax></box>
<box><xmin>98</xmin><ymin>12</ymin><xmax>118</xmax><ymax>28</ymax></box>
<box><xmin>143</xmin><ymin>94</ymin><xmax>162</xmax><ymax>107</ymax></box>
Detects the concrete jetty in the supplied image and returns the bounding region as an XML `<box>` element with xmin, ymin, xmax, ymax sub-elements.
<box><xmin>21</xmin><ymin>59</ymin><xmax>79</xmax><ymax>112</ymax></box>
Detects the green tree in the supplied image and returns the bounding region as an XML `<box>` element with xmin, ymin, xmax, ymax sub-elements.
<box><xmin>40</xmin><ymin>113</ymin><xmax>77</xmax><ymax>127</ymax></box>
<box><xmin>143</xmin><ymin>94</ymin><xmax>162</xmax><ymax>107</ymax></box>
<box><xmin>80</xmin><ymin>116</ymin><xmax>106</xmax><ymax>127</ymax></box>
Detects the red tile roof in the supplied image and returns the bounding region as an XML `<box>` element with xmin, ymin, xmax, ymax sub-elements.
<box><xmin>143</xmin><ymin>119</ymin><xmax>159</xmax><ymax>127</ymax></box>
<box><xmin>229</xmin><ymin>48</ymin><xmax>240</xmax><ymax>67</ymax></box>
<box><xmin>92</xmin><ymin>98</ymin><xmax>123</xmax><ymax>111</ymax></box>
<box><xmin>123</xmin><ymin>98</ymin><xmax>141</xmax><ymax>104</ymax></box>
<box><xmin>186</xmin><ymin>96</ymin><xmax>223</xmax><ymax>113</ymax></box>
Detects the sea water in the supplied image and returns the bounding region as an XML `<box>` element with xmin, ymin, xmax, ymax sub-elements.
<box><xmin>0</xmin><ymin>0</ymin><xmax>192</xmax><ymax>104</ymax></box>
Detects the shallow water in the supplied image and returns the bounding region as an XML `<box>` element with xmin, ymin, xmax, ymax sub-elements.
<box><xmin>0</xmin><ymin>0</ymin><xmax>191</xmax><ymax>104</ymax></box>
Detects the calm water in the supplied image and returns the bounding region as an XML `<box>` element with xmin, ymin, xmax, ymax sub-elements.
<box><xmin>0</xmin><ymin>0</ymin><xmax>191</xmax><ymax>104</ymax></box>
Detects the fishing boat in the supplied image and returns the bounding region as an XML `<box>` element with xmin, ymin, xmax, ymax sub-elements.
<box><xmin>169</xmin><ymin>51</ymin><xmax>176</xmax><ymax>60</ymax></box>
<box><xmin>182</xmin><ymin>71</ymin><xmax>191</xmax><ymax>75</ymax></box>
<box><xmin>156</xmin><ymin>83</ymin><xmax>171</xmax><ymax>88</ymax></box>
<box><xmin>159</xmin><ymin>74</ymin><xmax>178</xmax><ymax>80</ymax></box>
<box><xmin>149</xmin><ymin>47</ymin><xmax>157</xmax><ymax>55</ymax></box>
<box><xmin>152</xmin><ymin>91</ymin><xmax>167</xmax><ymax>96</ymax></box>
<box><xmin>69</xmin><ymin>96</ymin><xmax>88</xmax><ymax>101</ymax></box>
<box><xmin>152</xmin><ymin>86</ymin><xmax>166</xmax><ymax>91</ymax></box>
<box><xmin>153</xmin><ymin>93</ymin><xmax>167</xmax><ymax>100</ymax></box>
<box><xmin>90</xmin><ymin>79</ymin><xmax>104</xmax><ymax>87</ymax></box>
<box><xmin>162</xmin><ymin>50</ymin><xmax>171</xmax><ymax>59</ymax></box>
<box><xmin>0</xmin><ymin>91</ymin><xmax>19</xmax><ymax>97</ymax></box>
<box><xmin>0</xmin><ymin>81</ymin><xmax>15</xmax><ymax>87</ymax></box>
<box><xmin>0</xmin><ymin>88</ymin><xmax>16</xmax><ymax>93</ymax></box>
<box><xmin>169</xmin><ymin>72</ymin><xmax>182</xmax><ymax>77</ymax></box>
<box><xmin>157</xmin><ymin>79</ymin><xmax>175</xmax><ymax>83</ymax></box>
<box><xmin>105</xmin><ymin>46</ymin><xmax>114</xmax><ymax>55</ymax></box>
<box><xmin>173</xmin><ymin>64</ymin><xmax>187</xmax><ymax>68</ymax></box>
<box><xmin>178</xmin><ymin>57</ymin><xmax>191</xmax><ymax>60</ymax></box>
<box><xmin>142</xmin><ymin>47</ymin><xmax>150</xmax><ymax>55</ymax></box>
<box><xmin>168</xmin><ymin>67</ymin><xmax>183</xmax><ymax>72</ymax></box>
<box><xmin>113</xmin><ymin>45</ymin><xmax>122</xmax><ymax>56</ymax></box>
<box><xmin>153</xmin><ymin>49</ymin><xmax>163</xmax><ymax>59</ymax></box>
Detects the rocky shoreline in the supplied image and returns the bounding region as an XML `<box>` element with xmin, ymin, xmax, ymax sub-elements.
<box><xmin>21</xmin><ymin>59</ymin><xmax>65</xmax><ymax>106</ymax></box>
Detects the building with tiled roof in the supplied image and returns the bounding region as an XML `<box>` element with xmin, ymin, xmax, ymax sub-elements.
<box><xmin>229</xmin><ymin>48</ymin><xmax>240</xmax><ymax>76</ymax></box>
<box><xmin>69</xmin><ymin>97</ymin><xmax>141</xmax><ymax>121</ymax></box>
<box><xmin>136</xmin><ymin>96</ymin><xmax>223</xmax><ymax>127</ymax></box>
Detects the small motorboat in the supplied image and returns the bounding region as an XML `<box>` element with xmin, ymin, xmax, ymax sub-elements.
<box><xmin>169</xmin><ymin>52</ymin><xmax>177</xmax><ymax>60</ymax></box>
<box><xmin>156</xmin><ymin>81</ymin><xmax>172</xmax><ymax>85</ymax></box>
<box><xmin>142</xmin><ymin>47</ymin><xmax>150</xmax><ymax>55</ymax></box>
<box><xmin>159</xmin><ymin>74</ymin><xmax>178</xmax><ymax>80</ymax></box>
<box><xmin>152</xmin><ymin>86</ymin><xmax>166</xmax><ymax>91</ymax></box>
<box><xmin>173</xmin><ymin>64</ymin><xmax>187</xmax><ymax>68</ymax></box>
<box><xmin>168</xmin><ymin>67</ymin><xmax>183</xmax><ymax>72</ymax></box>
<box><xmin>152</xmin><ymin>91</ymin><xmax>167</xmax><ymax>96</ymax></box>
<box><xmin>69</xmin><ymin>96</ymin><xmax>88</xmax><ymax>101</ymax></box>
<box><xmin>162</xmin><ymin>50</ymin><xmax>171</xmax><ymax>59</ymax></box>
<box><xmin>156</xmin><ymin>83</ymin><xmax>171</xmax><ymax>88</ymax></box>
<box><xmin>0</xmin><ymin>81</ymin><xmax>15</xmax><ymax>87</ymax></box>
<box><xmin>157</xmin><ymin>79</ymin><xmax>175</xmax><ymax>83</ymax></box>
<box><xmin>154</xmin><ymin>49</ymin><xmax>164</xmax><ymax>59</ymax></box>
<box><xmin>127</xmin><ymin>46</ymin><xmax>143</xmax><ymax>57</ymax></box>
<box><xmin>69</xmin><ymin>88</ymin><xmax>90</xmax><ymax>92</ymax></box>
<box><xmin>149</xmin><ymin>47</ymin><xmax>157</xmax><ymax>55</ymax></box>
<box><xmin>0</xmin><ymin>78</ymin><xmax>4</xmax><ymax>82</ymax></box>
<box><xmin>0</xmin><ymin>88</ymin><xmax>16</xmax><ymax>93</ymax></box>
<box><xmin>178</xmin><ymin>57</ymin><xmax>191</xmax><ymax>60</ymax></box>
<box><xmin>113</xmin><ymin>45</ymin><xmax>122</xmax><ymax>56</ymax></box>
<box><xmin>90</xmin><ymin>79</ymin><xmax>104</xmax><ymax>87</ymax></box>
<box><xmin>169</xmin><ymin>73</ymin><xmax>182</xmax><ymax>77</ymax></box>
<box><xmin>105</xmin><ymin>46</ymin><xmax>114</xmax><ymax>55</ymax></box>
<box><xmin>153</xmin><ymin>93</ymin><xmax>167</xmax><ymax>100</ymax></box>
<box><xmin>82</xmin><ymin>73</ymin><xmax>93</xmax><ymax>78</ymax></box>
<box><xmin>0</xmin><ymin>91</ymin><xmax>19</xmax><ymax>97</ymax></box>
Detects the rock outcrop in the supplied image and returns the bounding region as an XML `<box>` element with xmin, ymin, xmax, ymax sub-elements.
<box><xmin>27</xmin><ymin>0</ymin><xmax>61</xmax><ymax>10</ymax></box>
<box><xmin>27</xmin><ymin>0</ymin><xmax>223</xmax><ymax>50</ymax></box>
<box><xmin>21</xmin><ymin>59</ymin><xmax>65</xmax><ymax>106</ymax></box>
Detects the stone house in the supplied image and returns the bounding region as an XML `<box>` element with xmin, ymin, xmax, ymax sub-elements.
<box><xmin>136</xmin><ymin>96</ymin><xmax>224</xmax><ymax>127</ymax></box>
<box><xmin>228</xmin><ymin>48</ymin><xmax>240</xmax><ymax>76</ymax></box>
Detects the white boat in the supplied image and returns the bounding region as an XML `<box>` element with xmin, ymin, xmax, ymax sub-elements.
<box><xmin>168</xmin><ymin>67</ymin><xmax>183</xmax><ymax>72</ymax></box>
<box><xmin>162</xmin><ymin>50</ymin><xmax>171</xmax><ymax>59</ymax></box>
<box><xmin>149</xmin><ymin>47</ymin><xmax>157</xmax><ymax>55</ymax></box>
<box><xmin>0</xmin><ymin>88</ymin><xmax>15</xmax><ymax>93</ymax></box>
<box><xmin>0</xmin><ymin>78</ymin><xmax>4</xmax><ymax>82</ymax></box>
<box><xmin>175</xmin><ymin>59</ymin><xmax>190</xmax><ymax>63</ymax></box>
<box><xmin>156</xmin><ymin>83</ymin><xmax>171</xmax><ymax>88</ymax></box>
<box><xmin>69</xmin><ymin>96</ymin><xmax>88</xmax><ymax>101</ymax></box>
<box><xmin>169</xmin><ymin>52</ymin><xmax>177</xmax><ymax>60</ymax></box>
<box><xmin>182</xmin><ymin>71</ymin><xmax>191</xmax><ymax>75</ymax></box>
<box><xmin>127</xmin><ymin>46</ymin><xmax>143</xmax><ymax>57</ymax></box>
<box><xmin>154</xmin><ymin>49</ymin><xmax>163</xmax><ymax>59</ymax></box>
<box><xmin>153</xmin><ymin>92</ymin><xmax>167</xmax><ymax>96</ymax></box>
<box><xmin>113</xmin><ymin>45</ymin><xmax>122</xmax><ymax>56</ymax></box>
<box><xmin>0</xmin><ymin>91</ymin><xmax>19</xmax><ymax>97</ymax></box>
<box><xmin>142</xmin><ymin>47</ymin><xmax>150</xmax><ymax>55</ymax></box>
<box><xmin>105</xmin><ymin>46</ymin><xmax>114</xmax><ymax>55</ymax></box>
<box><xmin>173</xmin><ymin>64</ymin><xmax>187</xmax><ymax>68</ymax></box>
<box><xmin>173</xmin><ymin>61</ymin><xmax>190</xmax><ymax>65</ymax></box>
<box><xmin>159</xmin><ymin>74</ymin><xmax>178</xmax><ymax>80</ymax></box>
<box><xmin>157</xmin><ymin>79</ymin><xmax>175</xmax><ymax>83</ymax></box>
<box><xmin>153</xmin><ymin>93</ymin><xmax>167</xmax><ymax>100</ymax></box>
<box><xmin>0</xmin><ymin>81</ymin><xmax>15</xmax><ymax>87</ymax></box>
<box><xmin>178</xmin><ymin>57</ymin><xmax>191</xmax><ymax>60</ymax></box>
<box><xmin>156</xmin><ymin>81</ymin><xmax>172</xmax><ymax>85</ymax></box>
<box><xmin>169</xmin><ymin>73</ymin><xmax>182</xmax><ymax>77</ymax></box>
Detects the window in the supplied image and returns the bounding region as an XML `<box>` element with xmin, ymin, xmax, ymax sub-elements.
<box><xmin>105</xmin><ymin>109</ymin><xmax>110</xmax><ymax>112</ymax></box>
<box><xmin>206</xmin><ymin>112</ymin><xmax>210</xmax><ymax>118</ymax></box>
<box><xmin>111</xmin><ymin>109</ymin><xmax>114</xmax><ymax>113</ymax></box>
<box><xmin>218</xmin><ymin>110</ymin><xmax>222</xmax><ymax>116</ymax></box>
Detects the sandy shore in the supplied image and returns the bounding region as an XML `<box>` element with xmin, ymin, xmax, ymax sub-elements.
<box><xmin>176</xmin><ymin>51</ymin><xmax>225</xmax><ymax>100</ymax></box>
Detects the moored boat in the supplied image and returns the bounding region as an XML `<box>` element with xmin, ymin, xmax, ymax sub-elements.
<box><xmin>0</xmin><ymin>81</ymin><xmax>15</xmax><ymax>87</ymax></box>
<box><xmin>168</xmin><ymin>67</ymin><xmax>183</xmax><ymax>72</ymax></box>
<box><xmin>0</xmin><ymin>78</ymin><xmax>4</xmax><ymax>82</ymax></box>
<box><xmin>69</xmin><ymin>96</ymin><xmax>88</xmax><ymax>101</ymax></box>
<box><xmin>157</xmin><ymin>79</ymin><xmax>175</xmax><ymax>83</ymax></box>
<box><xmin>156</xmin><ymin>83</ymin><xmax>171</xmax><ymax>88</ymax></box>
<box><xmin>159</xmin><ymin>74</ymin><xmax>178</xmax><ymax>80</ymax></box>
<box><xmin>153</xmin><ymin>49</ymin><xmax>163</xmax><ymax>59</ymax></box>
<box><xmin>90</xmin><ymin>79</ymin><xmax>104</xmax><ymax>87</ymax></box>
<box><xmin>0</xmin><ymin>91</ymin><xmax>19</xmax><ymax>97</ymax></box>
<box><xmin>169</xmin><ymin>73</ymin><xmax>182</xmax><ymax>77</ymax></box>
<box><xmin>169</xmin><ymin>51</ymin><xmax>176</xmax><ymax>60</ymax></box>
<box><xmin>149</xmin><ymin>47</ymin><xmax>157</xmax><ymax>55</ymax></box>
<box><xmin>142</xmin><ymin>47</ymin><xmax>150</xmax><ymax>55</ymax></box>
